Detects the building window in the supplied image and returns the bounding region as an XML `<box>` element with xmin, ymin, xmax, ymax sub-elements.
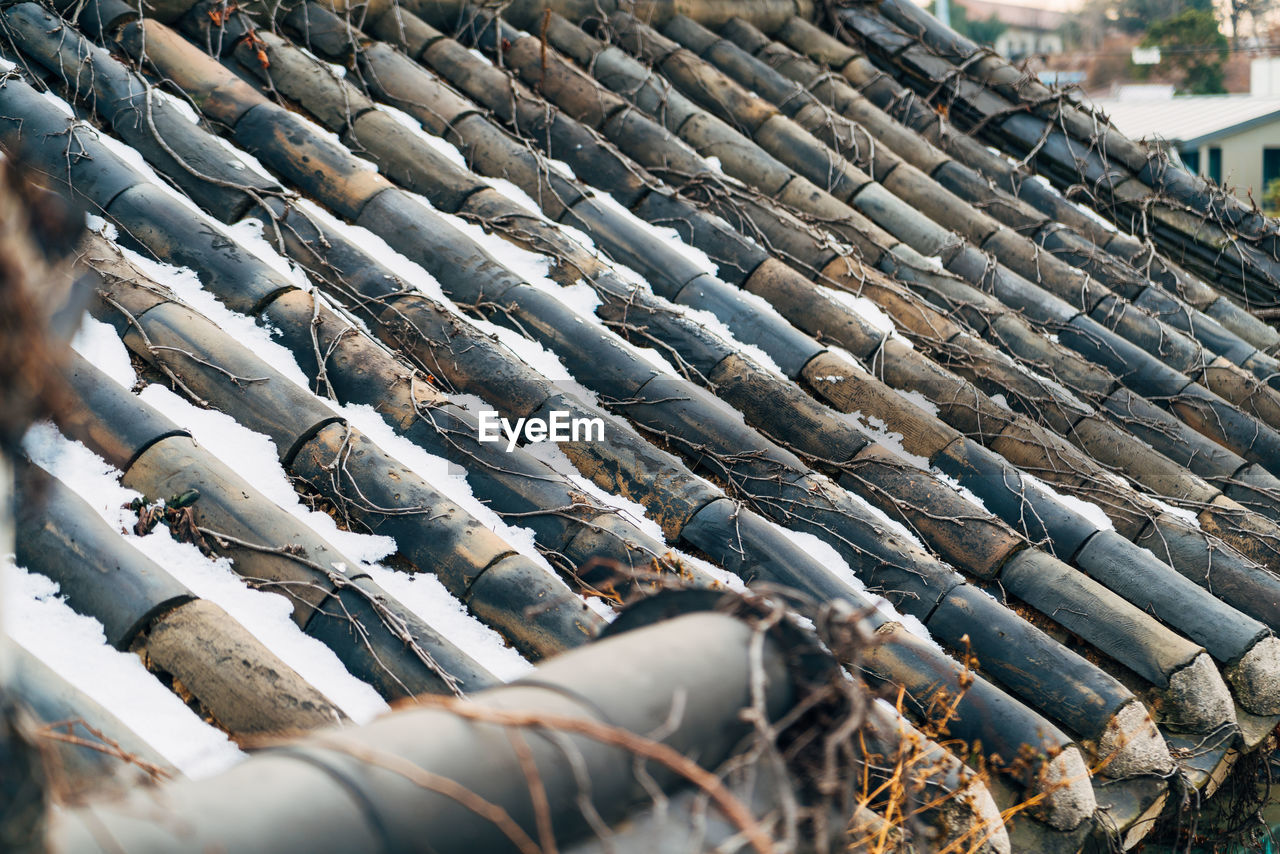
<box><xmin>1182</xmin><ymin>149</ymin><xmax>1200</xmax><ymax>175</ymax></box>
<box><xmin>1264</xmin><ymin>147</ymin><xmax>1280</xmax><ymax>189</ymax></box>
<box><xmin>1208</xmin><ymin>146</ymin><xmax>1222</xmax><ymax>184</ymax></box>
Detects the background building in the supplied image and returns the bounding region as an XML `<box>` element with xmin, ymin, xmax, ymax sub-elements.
<box><xmin>954</xmin><ymin>0</ymin><xmax>1068</xmax><ymax>58</ymax></box>
<box><xmin>1091</xmin><ymin>61</ymin><xmax>1280</xmax><ymax>204</ymax></box>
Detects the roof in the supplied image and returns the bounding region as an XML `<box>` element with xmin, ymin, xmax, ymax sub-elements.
<box><xmin>956</xmin><ymin>0</ymin><xmax>1067</xmax><ymax>31</ymax></box>
<box><xmin>1089</xmin><ymin>93</ymin><xmax>1280</xmax><ymax>147</ymax></box>
<box><xmin>1</xmin><ymin>0</ymin><xmax>1279</xmax><ymax>850</ymax></box>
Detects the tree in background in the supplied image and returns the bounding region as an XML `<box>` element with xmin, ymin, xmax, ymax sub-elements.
<box><xmin>1226</xmin><ymin>0</ymin><xmax>1276</xmax><ymax>46</ymax></box>
<box><xmin>1264</xmin><ymin>178</ymin><xmax>1280</xmax><ymax>216</ymax></box>
<box><xmin>1072</xmin><ymin>0</ymin><xmax>1212</xmax><ymax>41</ymax></box>
<box><xmin>926</xmin><ymin>2</ymin><xmax>1008</xmax><ymax>45</ymax></box>
<box><xmin>1057</xmin><ymin>0</ymin><xmax>1237</xmax><ymax>91</ymax></box>
<box><xmin>1141</xmin><ymin>9</ymin><xmax>1229</xmax><ymax>92</ymax></box>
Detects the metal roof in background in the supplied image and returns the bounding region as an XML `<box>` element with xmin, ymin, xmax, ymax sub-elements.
<box><xmin>1089</xmin><ymin>94</ymin><xmax>1280</xmax><ymax>147</ymax></box>
<box><xmin>953</xmin><ymin>0</ymin><xmax>1068</xmax><ymax>30</ymax></box>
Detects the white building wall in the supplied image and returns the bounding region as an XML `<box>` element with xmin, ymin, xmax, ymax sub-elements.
<box><xmin>995</xmin><ymin>27</ymin><xmax>1062</xmax><ymax>59</ymax></box>
<box><xmin>1188</xmin><ymin>119</ymin><xmax>1280</xmax><ymax>201</ymax></box>
<box><xmin>1251</xmin><ymin>57</ymin><xmax>1280</xmax><ymax>97</ymax></box>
